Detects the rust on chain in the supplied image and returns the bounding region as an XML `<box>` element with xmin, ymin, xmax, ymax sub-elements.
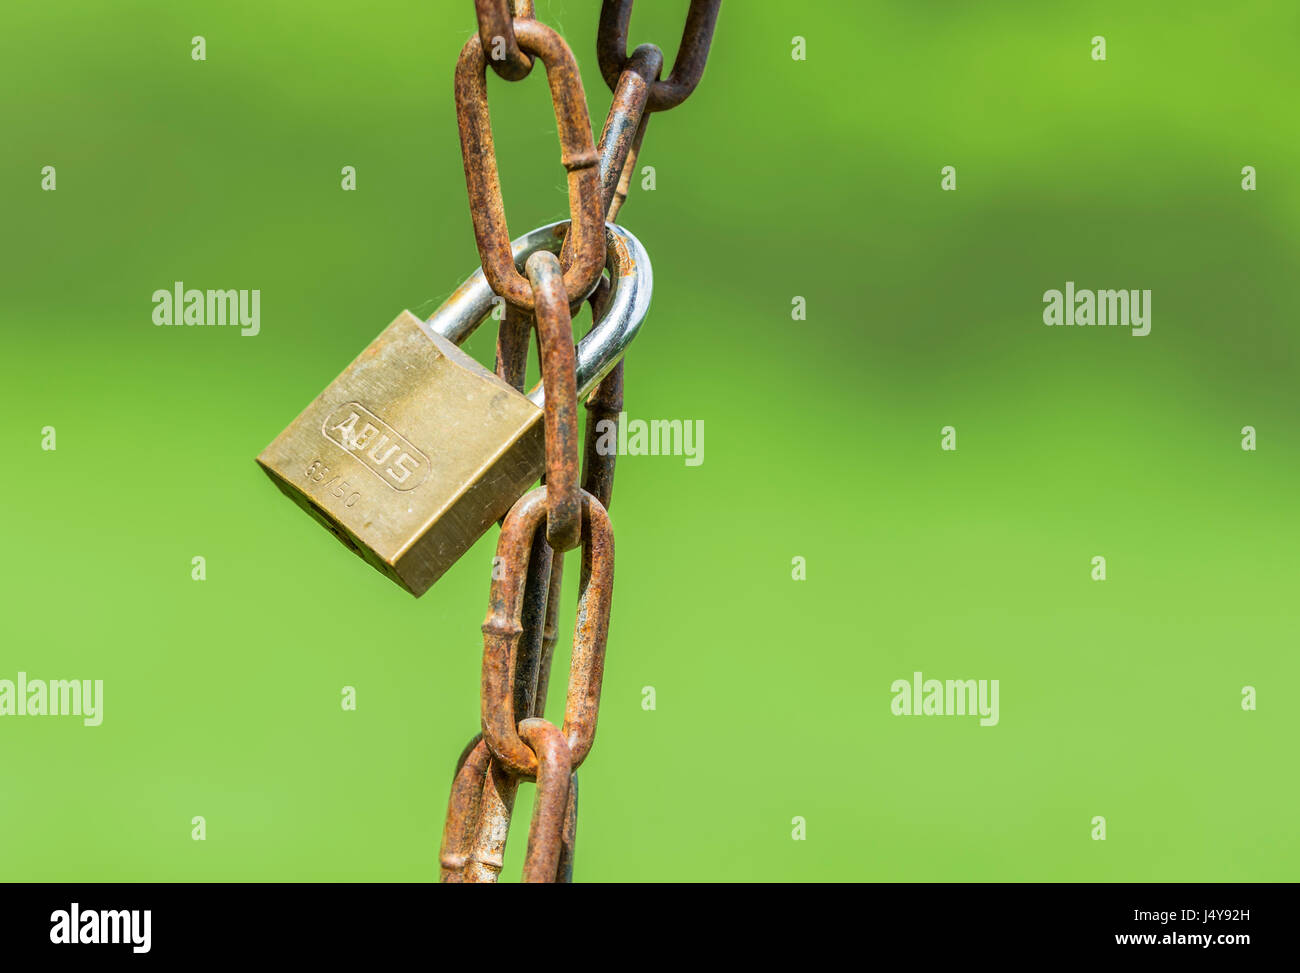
<box><xmin>582</xmin><ymin>362</ymin><xmax>623</xmax><ymax>510</ymax></box>
<box><xmin>524</xmin><ymin>250</ymin><xmax>582</xmax><ymax>552</ymax></box>
<box><xmin>516</xmin><ymin>718</ymin><xmax>573</xmax><ymax>882</ymax></box>
<box><xmin>606</xmin><ymin>116</ymin><xmax>646</xmax><ymax>223</ymax></box>
<box><xmin>607</xmin><ymin>118</ymin><xmax>647</xmax><ymax>223</ymax></box>
<box><xmin>464</xmin><ymin>759</ymin><xmax>518</xmax><ymax>882</ymax></box>
<box><xmin>441</xmin><ymin>0</ymin><xmax>719</xmax><ymax>884</ymax></box>
<box><xmin>556</xmin><ymin>772</ymin><xmax>578</xmax><ymax>882</ymax></box>
<box><xmin>474</xmin><ymin>0</ymin><xmax>535</xmax><ymax>82</ymax></box>
<box><xmin>445</xmin><ymin>527</ymin><xmax>547</xmax><ymax>885</ymax></box>
<box><xmin>445</xmin><ymin>312</ymin><xmax>559</xmax><ymax>885</ymax></box>
<box><xmin>539</xmin><ymin>572</ymin><xmax>576</xmax><ymax>884</ymax></box>
<box><xmin>438</xmin><ymin>736</ymin><xmax>491</xmax><ymax>882</ymax></box>
<box><xmin>512</xmin><ymin>529</ymin><xmax>553</xmax><ymax>717</ymax></box>
<box><xmin>481</xmin><ymin>487</ymin><xmax>614</xmax><ymax>777</ymax></box>
<box><xmin>557</xmin><ymin>42</ymin><xmax>661</xmax><ymax>274</ymax></box>
<box><xmin>494</xmin><ymin>302</ymin><xmax>532</xmax><ymax>392</ymax></box>
<box><xmin>594</xmin><ymin>44</ymin><xmax>662</xmax><ymax>218</ymax></box>
<box><xmin>455</xmin><ymin>20</ymin><xmax>605</xmax><ymax>311</ymax></box>
<box><xmin>559</xmin><ymin>498</ymin><xmax>615</xmax><ymax>769</ymax></box>
<box><xmin>577</xmin><ymin>263</ymin><xmax>624</xmax><ymax>514</ymax></box>
<box><xmin>597</xmin><ymin>0</ymin><xmax>721</xmax><ymax>113</ymax></box>
<box><xmin>534</xmin><ymin>553</ymin><xmax>565</xmax><ymax>709</ymax></box>
<box><xmin>493</xmin><ymin>309</ymin><xmax>556</xmax><ymax>721</ymax></box>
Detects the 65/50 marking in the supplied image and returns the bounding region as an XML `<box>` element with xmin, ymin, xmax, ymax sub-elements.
<box><xmin>305</xmin><ymin>459</ymin><xmax>361</xmax><ymax>507</ymax></box>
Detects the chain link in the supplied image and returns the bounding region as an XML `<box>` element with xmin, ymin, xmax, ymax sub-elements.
<box><xmin>441</xmin><ymin>0</ymin><xmax>721</xmax><ymax>883</ymax></box>
<box><xmin>597</xmin><ymin>0</ymin><xmax>721</xmax><ymax>113</ymax></box>
<box><xmin>481</xmin><ymin>488</ymin><xmax>614</xmax><ymax>778</ymax></box>
<box><xmin>454</xmin><ymin>19</ymin><xmax>605</xmax><ymax>311</ymax></box>
<box><xmin>474</xmin><ymin>0</ymin><xmax>535</xmax><ymax>82</ymax></box>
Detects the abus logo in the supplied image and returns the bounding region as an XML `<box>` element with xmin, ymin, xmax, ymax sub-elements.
<box><xmin>323</xmin><ymin>403</ymin><xmax>430</xmax><ymax>491</ymax></box>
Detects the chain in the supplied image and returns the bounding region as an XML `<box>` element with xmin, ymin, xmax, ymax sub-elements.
<box><xmin>439</xmin><ymin>0</ymin><xmax>721</xmax><ymax>884</ymax></box>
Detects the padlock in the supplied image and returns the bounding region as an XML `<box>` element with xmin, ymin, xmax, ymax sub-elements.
<box><xmin>256</xmin><ymin>221</ymin><xmax>651</xmax><ymax>597</ymax></box>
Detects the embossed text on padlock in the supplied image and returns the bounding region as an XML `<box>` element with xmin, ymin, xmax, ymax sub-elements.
<box><xmin>256</xmin><ymin>221</ymin><xmax>651</xmax><ymax>597</ymax></box>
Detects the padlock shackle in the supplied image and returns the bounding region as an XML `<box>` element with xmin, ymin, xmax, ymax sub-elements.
<box><xmin>427</xmin><ymin>220</ymin><xmax>652</xmax><ymax>403</ymax></box>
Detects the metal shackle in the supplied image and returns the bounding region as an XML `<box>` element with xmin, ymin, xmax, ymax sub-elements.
<box><xmin>427</xmin><ymin>219</ymin><xmax>653</xmax><ymax>402</ymax></box>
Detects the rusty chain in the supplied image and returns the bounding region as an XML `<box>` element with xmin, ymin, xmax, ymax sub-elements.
<box><xmin>474</xmin><ymin>0</ymin><xmax>535</xmax><ymax>82</ymax></box>
<box><xmin>440</xmin><ymin>0</ymin><xmax>721</xmax><ymax>883</ymax></box>
<box><xmin>454</xmin><ymin>13</ymin><xmax>605</xmax><ymax>311</ymax></box>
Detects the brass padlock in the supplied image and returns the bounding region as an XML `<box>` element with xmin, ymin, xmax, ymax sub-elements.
<box><xmin>257</xmin><ymin>221</ymin><xmax>651</xmax><ymax>597</ymax></box>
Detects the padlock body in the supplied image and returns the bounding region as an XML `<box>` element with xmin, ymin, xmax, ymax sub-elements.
<box><xmin>257</xmin><ymin>310</ymin><xmax>544</xmax><ymax>596</ymax></box>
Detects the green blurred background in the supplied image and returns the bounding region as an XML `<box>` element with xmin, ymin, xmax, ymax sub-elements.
<box><xmin>3</xmin><ymin>0</ymin><xmax>1297</xmax><ymax>882</ymax></box>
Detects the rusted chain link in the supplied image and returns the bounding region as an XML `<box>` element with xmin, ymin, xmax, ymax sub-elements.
<box><xmin>597</xmin><ymin>0</ymin><xmax>722</xmax><ymax>112</ymax></box>
<box><xmin>516</xmin><ymin>718</ymin><xmax>573</xmax><ymax>882</ymax></box>
<box><xmin>437</xmin><ymin>281</ymin><xmax>567</xmax><ymax>884</ymax></box>
<box><xmin>580</xmin><ymin>0</ymin><xmax>721</xmax><ymax>518</ymax></box>
<box><xmin>439</xmin><ymin>257</ymin><xmax>578</xmax><ymax>883</ymax></box>
<box><xmin>523</xmin><ymin>251</ymin><xmax>581</xmax><ymax>552</ymax></box>
<box><xmin>455</xmin><ymin>20</ymin><xmax>605</xmax><ymax>310</ymax></box>
<box><xmin>440</xmin><ymin>483</ymin><xmax>612</xmax><ymax>881</ymax></box>
<box><xmin>439</xmin><ymin>736</ymin><xmax>490</xmax><ymax>881</ymax></box>
<box><xmin>441</xmin><ymin>0</ymin><xmax>720</xmax><ymax>884</ymax></box>
<box><xmin>481</xmin><ymin>488</ymin><xmax>614</xmax><ymax>778</ymax></box>
<box><xmin>555</xmin><ymin>43</ymin><xmax>661</xmax><ymax>275</ymax></box>
<box><xmin>474</xmin><ymin>0</ymin><xmax>534</xmax><ymax>82</ymax></box>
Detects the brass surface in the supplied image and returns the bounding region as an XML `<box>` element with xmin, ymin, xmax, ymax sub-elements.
<box><xmin>257</xmin><ymin>310</ymin><xmax>545</xmax><ymax>597</ymax></box>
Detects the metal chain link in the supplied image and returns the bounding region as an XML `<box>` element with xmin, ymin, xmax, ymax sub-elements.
<box><xmin>474</xmin><ymin>0</ymin><xmax>535</xmax><ymax>82</ymax></box>
<box><xmin>454</xmin><ymin>17</ymin><xmax>605</xmax><ymax>310</ymax></box>
<box><xmin>440</xmin><ymin>0</ymin><xmax>721</xmax><ymax>884</ymax></box>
